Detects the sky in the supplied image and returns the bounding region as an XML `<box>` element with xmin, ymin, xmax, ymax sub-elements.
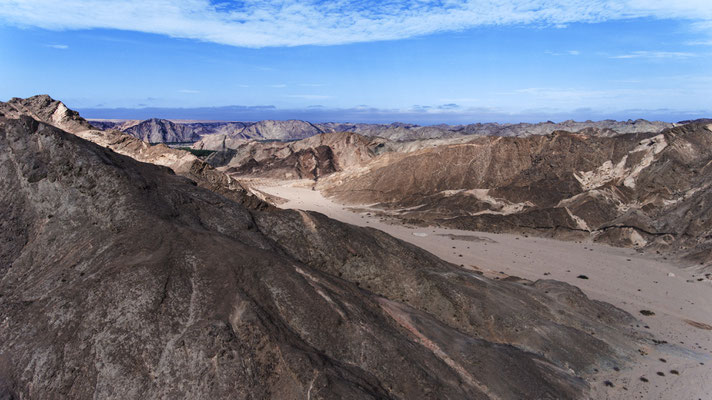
<box><xmin>0</xmin><ymin>0</ymin><xmax>711</xmax><ymax>124</ymax></box>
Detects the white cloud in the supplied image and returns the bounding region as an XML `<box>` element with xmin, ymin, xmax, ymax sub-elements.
<box><xmin>610</xmin><ymin>51</ymin><xmax>698</xmax><ymax>59</ymax></box>
<box><xmin>1</xmin><ymin>1</ymin><xmax>711</xmax><ymax>47</ymax></box>
<box><xmin>546</xmin><ymin>50</ymin><xmax>581</xmax><ymax>56</ymax></box>
<box><xmin>46</xmin><ymin>43</ymin><xmax>68</xmax><ymax>49</ymax></box>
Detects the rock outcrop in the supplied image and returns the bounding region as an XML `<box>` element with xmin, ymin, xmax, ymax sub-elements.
<box><xmin>1</xmin><ymin>94</ymin><xmax>96</xmax><ymax>133</ymax></box>
<box><xmin>204</xmin><ymin>132</ymin><xmax>388</xmax><ymax>180</ymax></box>
<box><xmin>0</xmin><ymin>99</ymin><xmax>649</xmax><ymax>398</ymax></box>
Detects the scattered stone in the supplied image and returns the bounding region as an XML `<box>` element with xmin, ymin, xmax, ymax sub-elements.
<box><xmin>639</xmin><ymin>310</ymin><xmax>655</xmax><ymax>316</ymax></box>
<box><xmin>684</xmin><ymin>319</ymin><xmax>712</xmax><ymax>330</ymax></box>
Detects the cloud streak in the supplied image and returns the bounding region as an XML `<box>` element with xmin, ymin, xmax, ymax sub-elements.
<box><xmin>610</xmin><ymin>51</ymin><xmax>698</xmax><ymax>59</ymax></box>
<box><xmin>1</xmin><ymin>0</ymin><xmax>711</xmax><ymax>47</ymax></box>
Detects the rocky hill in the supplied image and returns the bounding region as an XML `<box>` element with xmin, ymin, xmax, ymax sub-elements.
<box><xmin>204</xmin><ymin>132</ymin><xmax>389</xmax><ymax>180</ymax></box>
<box><xmin>1</xmin><ymin>95</ymin><xmax>96</xmax><ymax>133</ymax></box>
<box><xmin>0</xmin><ymin>97</ymin><xmax>649</xmax><ymax>398</ymax></box>
<box><xmin>93</xmin><ymin>118</ymin><xmax>201</xmax><ymax>143</ymax></box>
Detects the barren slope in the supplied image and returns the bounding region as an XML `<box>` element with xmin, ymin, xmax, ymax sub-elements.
<box><xmin>315</xmin><ymin>126</ymin><xmax>712</xmax><ymax>266</ymax></box>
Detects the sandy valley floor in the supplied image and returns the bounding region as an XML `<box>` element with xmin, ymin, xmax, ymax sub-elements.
<box><xmin>253</xmin><ymin>179</ymin><xmax>712</xmax><ymax>400</ymax></box>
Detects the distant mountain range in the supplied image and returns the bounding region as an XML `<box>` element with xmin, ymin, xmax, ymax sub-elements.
<box><xmin>90</xmin><ymin>117</ymin><xmax>676</xmax><ymax>144</ymax></box>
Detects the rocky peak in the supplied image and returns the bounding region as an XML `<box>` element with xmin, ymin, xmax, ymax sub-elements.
<box><xmin>0</xmin><ymin>94</ymin><xmax>95</xmax><ymax>133</ymax></box>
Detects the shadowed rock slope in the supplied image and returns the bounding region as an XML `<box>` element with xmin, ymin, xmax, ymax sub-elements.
<box><xmin>0</xmin><ymin>114</ymin><xmax>647</xmax><ymax>398</ymax></box>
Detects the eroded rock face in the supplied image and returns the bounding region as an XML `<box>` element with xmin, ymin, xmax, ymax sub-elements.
<box><xmin>315</xmin><ymin>125</ymin><xmax>712</xmax><ymax>265</ymax></box>
<box><xmin>204</xmin><ymin>132</ymin><xmax>388</xmax><ymax>180</ymax></box>
<box><xmin>0</xmin><ymin>114</ymin><xmax>645</xmax><ymax>398</ymax></box>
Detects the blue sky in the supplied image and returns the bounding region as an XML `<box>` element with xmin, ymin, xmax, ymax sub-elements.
<box><xmin>1</xmin><ymin>0</ymin><xmax>711</xmax><ymax>123</ymax></box>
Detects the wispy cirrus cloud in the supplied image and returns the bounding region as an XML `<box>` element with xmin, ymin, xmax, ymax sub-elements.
<box><xmin>610</xmin><ymin>51</ymin><xmax>698</xmax><ymax>59</ymax></box>
<box><xmin>546</xmin><ymin>50</ymin><xmax>581</xmax><ymax>56</ymax></box>
<box><xmin>45</xmin><ymin>43</ymin><xmax>68</xmax><ymax>49</ymax></box>
<box><xmin>1</xmin><ymin>0</ymin><xmax>711</xmax><ymax>48</ymax></box>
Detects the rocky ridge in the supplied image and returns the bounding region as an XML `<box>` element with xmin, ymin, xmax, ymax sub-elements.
<box><xmin>1</xmin><ymin>95</ymin><xmax>265</xmax><ymax>209</ymax></box>
<box><xmin>91</xmin><ymin>116</ymin><xmax>675</xmax><ymax>145</ymax></box>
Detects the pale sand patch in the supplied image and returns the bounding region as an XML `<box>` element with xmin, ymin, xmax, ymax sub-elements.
<box><xmin>255</xmin><ymin>179</ymin><xmax>712</xmax><ymax>400</ymax></box>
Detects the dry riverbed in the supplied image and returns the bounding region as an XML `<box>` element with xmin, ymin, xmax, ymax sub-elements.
<box><xmin>252</xmin><ymin>179</ymin><xmax>712</xmax><ymax>400</ymax></box>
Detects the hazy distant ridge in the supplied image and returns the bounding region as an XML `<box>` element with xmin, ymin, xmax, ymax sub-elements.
<box><xmin>90</xmin><ymin>117</ymin><xmax>675</xmax><ymax>144</ymax></box>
